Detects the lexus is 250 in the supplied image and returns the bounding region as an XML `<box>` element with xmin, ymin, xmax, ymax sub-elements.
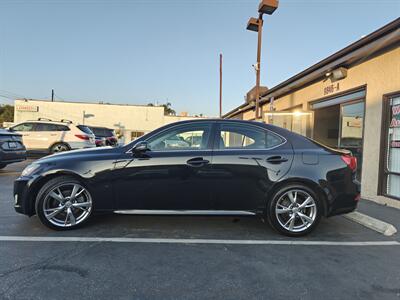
<box><xmin>14</xmin><ymin>119</ymin><xmax>360</xmax><ymax>236</ymax></box>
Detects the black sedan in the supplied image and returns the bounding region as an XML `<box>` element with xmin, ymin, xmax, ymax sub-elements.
<box><xmin>0</xmin><ymin>129</ymin><xmax>26</xmax><ymax>169</ymax></box>
<box><xmin>14</xmin><ymin>119</ymin><xmax>360</xmax><ymax>236</ymax></box>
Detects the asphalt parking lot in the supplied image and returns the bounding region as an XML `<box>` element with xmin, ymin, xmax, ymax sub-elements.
<box><xmin>0</xmin><ymin>159</ymin><xmax>399</xmax><ymax>300</ymax></box>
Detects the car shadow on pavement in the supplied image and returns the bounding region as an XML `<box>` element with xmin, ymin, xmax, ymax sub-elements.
<box><xmin>6</xmin><ymin>212</ymin><xmax>394</xmax><ymax>242</ymax></box>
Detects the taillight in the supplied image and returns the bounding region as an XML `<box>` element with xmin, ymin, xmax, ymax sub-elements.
<box><xmin>75</xmin><ymin>134</ymin><xmax>90</xmax><ymax>140</ymax></box>
<box><xmin>341</xmin><ymin>155</ymin><xmax>357</xmax><ymax>172</ymax></box>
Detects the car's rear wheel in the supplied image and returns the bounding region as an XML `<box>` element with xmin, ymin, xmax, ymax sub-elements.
<box><xmin>0</xmin><ymin>163</ymin><xmax>6</xmax><ymax>169</ymax></box>
<box><xmin>267</xmin><ymin>184</ymin><xmax>321</xmax><ymax>237</ymax></box>
<box><xmin>50</xmin><ymin>143</ymin><xmax>70</xmax><ymax>154</ymax></box>
<box><xmin>35</xmin><ymin>176</ymin><xmax>93</xmax><ymax>230</ymax></box>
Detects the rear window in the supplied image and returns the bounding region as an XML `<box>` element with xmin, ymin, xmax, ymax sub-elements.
<box><xmin>90</xmin><ymin>127</ymin><xmax>114</xmax><ymax>137</ymax></box>
<box><xmin>77</xmin><ymin>125</ymin><xmax>93</xmax><ymax>134</ymax></box>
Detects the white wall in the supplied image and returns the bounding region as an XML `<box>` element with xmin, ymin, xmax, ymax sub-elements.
<box><xmin>14</xmin><ymin>100</ymin><xmax>202</xmax><ymax>142</ymax></box>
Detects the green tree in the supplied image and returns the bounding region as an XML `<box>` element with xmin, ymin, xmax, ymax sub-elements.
<box><xmin>0</xmin><ymin>105</ymin><xmax>14</xmax><ymax>125</ymax></box>
<box><xmin>162</xmin><ymin>102</ymin><xmax>176</xmax><ymax>116</ymax></box>
<box><xmin>147</xmin><ymin>102</ymin><xmax>176</xmax><ymax>116</ymax></box>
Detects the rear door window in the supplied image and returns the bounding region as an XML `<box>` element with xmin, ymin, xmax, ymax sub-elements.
<box><xmin>35</xmin><ymin>123</ymin><xmax>59</xmax><ymax>131</ymax></box>
<box><xmin>218</xmin><ymin>123</ymin><xmax>284</xmax><ymax>150</ymax></box>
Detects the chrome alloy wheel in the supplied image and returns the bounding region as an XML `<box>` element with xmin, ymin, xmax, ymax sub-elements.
<box><xmin>275</xmin><ymin>189</ymin><xmax>317</xmax><ymax>233</ymax></box>
<box><xmin>42</xmin><ymin>183</ymin><xmax>92</xmax><ymax>228</ymax></box>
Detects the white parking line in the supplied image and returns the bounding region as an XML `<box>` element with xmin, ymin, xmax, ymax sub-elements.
<box><xmin>0</xmin><ymin>236</ymin><xmax>399</xmax><ymax>246</ymax></box>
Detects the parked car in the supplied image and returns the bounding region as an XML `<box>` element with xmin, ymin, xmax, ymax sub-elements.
<box><xmin>14</xmin><ymin>119</ymin><xmax>360</xmax><ymax>236</ymax></box>
<box><xmin>0</xmin><ymin>129</ymin><xmax>26</xmax><ymax>169</ymax></box>
<box><xmin>94</xmin><ymin>136</ymin><xmax>106</xmax><ymax>147</ymax></box>
<box><xmin>87</xmin><ymin>126</ymin><xmax>118</xmax><ymax>147</ymax></box>
<box><xmin>9</xmin><ymin>119</ymin><xmax>96</xmax><ymax>154</ymax></box>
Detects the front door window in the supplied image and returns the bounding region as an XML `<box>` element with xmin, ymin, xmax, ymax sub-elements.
<box><xmin>147</xmin><ymin>124</ymin><xmax>211</xmax><ymax>151</ymax></box>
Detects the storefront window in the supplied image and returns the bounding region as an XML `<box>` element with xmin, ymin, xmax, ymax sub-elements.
<box><xmin>263</xmin><ymin>111</ymin><xmax>313</xmax><ymax>138</ymax></box>
<box><xmin>382</xmin><ymin>94</ymin><xmax>400</xmax><ymax>199</ymax></box>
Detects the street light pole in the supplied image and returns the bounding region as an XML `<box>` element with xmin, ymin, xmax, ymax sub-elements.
<box><xmin>219</xmin><ymin>53</ymin><xmax>223</xmax><ymax>118</ymax></box>
<box><xmin>255</xmin><ymin>14</ymin><xmax>263</xmax><ymax>120</ymax></box>
<box><xmin>247</xmin><ymin>0</ymin><xmax>279</xmax><ymax>121</ymax></box>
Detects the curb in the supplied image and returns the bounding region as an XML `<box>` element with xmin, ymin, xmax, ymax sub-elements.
<box><xmin>344</xmin><ymin>211</ymin><xmax>397</xmax><ymax>236</ymax></box>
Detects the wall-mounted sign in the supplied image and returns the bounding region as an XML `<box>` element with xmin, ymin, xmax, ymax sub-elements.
<box><xmin>391</xmin><ymin>140</ymin><xmax>400</xmax><ymax>148</ymax></box>
<box><xmin>16</xmin><ymin>105</ymin><xmax>39</xmax><ymax>112</ymax></box>
<box><xmin>390</xmin><ymin>104</ymin><xmax>400</xmax><ymax>128</ymax></box>
<box><xmin>323</xmin><ymin>82</ymin><xmax>340</xmax><ymax>95</ymax></box>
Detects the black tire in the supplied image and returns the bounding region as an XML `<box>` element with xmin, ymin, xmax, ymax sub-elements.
<box><xmin>266</xmin><ymin>183</ymin><xmax>322</xmax><ymax>237</ymax></box>
<box><xmin>50</xmin><ymin>142</ymin><xmax>70</xmax><ymax>154</ymax></box>
<box><xmin>0</xmin><ymin>163</ymin><xmax>7</xmax><ymax>169</ymax></box>
<box><xmin>35</xmin><ymin>176</ymin><xmax>93</xmax><ymax>230</ymax></box>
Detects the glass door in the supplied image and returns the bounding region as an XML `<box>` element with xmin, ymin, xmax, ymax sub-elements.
<box><xmin>339</xmin><ymin>100</ymin><xmax>365</xmax><ymax>180</ymax></box>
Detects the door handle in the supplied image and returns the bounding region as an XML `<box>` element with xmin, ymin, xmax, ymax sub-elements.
<box><xmin>266</xmin><ymin>156</ymin><xmax>288</xmax><ymax>164</ymax></box>
<box><xmin>186</xmin><ymin>157</ymin><xmax>210</xmax><ymax>167</ymax></box>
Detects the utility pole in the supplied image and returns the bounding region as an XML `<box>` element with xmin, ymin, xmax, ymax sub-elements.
<box><xmin>51</xmin><ymin>89</ymin><xmax>54</xmax><ymax>102</ymax></box>
<box><xmin>219</xmin><ymin>53</ymin><xmax>223</xmax><ymax>118</ymax></box>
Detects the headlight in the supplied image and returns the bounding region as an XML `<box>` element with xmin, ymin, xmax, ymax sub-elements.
<box><xmin>21</xmin><ymin>164</ymin><xmax>41</xmax><ymax>177</ymax></box>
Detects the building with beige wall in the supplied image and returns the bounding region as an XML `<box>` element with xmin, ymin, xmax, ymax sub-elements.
<box><xmin>13</xmin><ymin>99</ymin><xmax>201</xmax><ymax>142</ymax></box>
<box><xmin>224</xmin><ymin>18</ymin><xmax>400</xmax><ymax>208</ymax></box>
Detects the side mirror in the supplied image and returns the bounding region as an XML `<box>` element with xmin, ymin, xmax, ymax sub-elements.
<box><xmin>132</xmin><ymin>141</ymin><xmax>149</xmax><ymax>155</ymax></box>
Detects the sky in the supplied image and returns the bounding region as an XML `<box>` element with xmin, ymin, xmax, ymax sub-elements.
<box><xmin>0</xmin><ymin>0</ymin><xmax>399</xmax><ymax>116</ymax></box>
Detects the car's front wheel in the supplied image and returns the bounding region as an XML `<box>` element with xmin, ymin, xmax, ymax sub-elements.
<box><xmin>35</xmin><ymin>176</ymin><xmax>93</xmax><ymax>230</ymax></box>
<box><xmin>267</xmin><ymin>184</ymin><xmax>322</xmax><ymax>237</ymax></box>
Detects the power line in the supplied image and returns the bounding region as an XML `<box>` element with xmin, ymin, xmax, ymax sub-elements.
<box><xmin>0</xmin><ymin>90</ymin><xmax>27</xmax><ymax>99</ymax></box>
<box><xmin>54</xmin><ymin>93</ymin><xmax>67</xmax><ymax>101</ymax></box>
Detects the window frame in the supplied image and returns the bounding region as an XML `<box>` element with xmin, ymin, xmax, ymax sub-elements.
<box><xmin>378</xmin><ymin>91</ymin><xmax>400</xmax><ymax>201</ymax></box>
<box><xmin>143</xmin><ymin>122</ymin><xmax>214</xmax><ymax>152</ymax></box>
<box><xmin>214</xmin><ymin>122</ymin><xmax>286</xmax><ymax>151</ymax></box>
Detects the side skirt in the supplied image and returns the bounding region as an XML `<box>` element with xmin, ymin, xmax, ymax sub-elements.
<box><xmin>113</xmin><ymin>210</ymin><xmax>256</xmax><ymax>216</ymax></box>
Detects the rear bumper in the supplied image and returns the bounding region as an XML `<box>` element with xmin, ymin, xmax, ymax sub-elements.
<box><xmin>327</xmin><ymin>180</ymin><xmax>361</xmax><ymax>217</ymax></box>
<box><xmin>0</xmin><ymin>149</ymin><xmax>27</xmax><ymax>165</ymax></box>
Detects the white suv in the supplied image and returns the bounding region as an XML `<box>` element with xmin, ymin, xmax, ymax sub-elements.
<box><xmin>9</xmin><ymin>119</ymin><xmax>96</xmax><ymax>154</ymax></box>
